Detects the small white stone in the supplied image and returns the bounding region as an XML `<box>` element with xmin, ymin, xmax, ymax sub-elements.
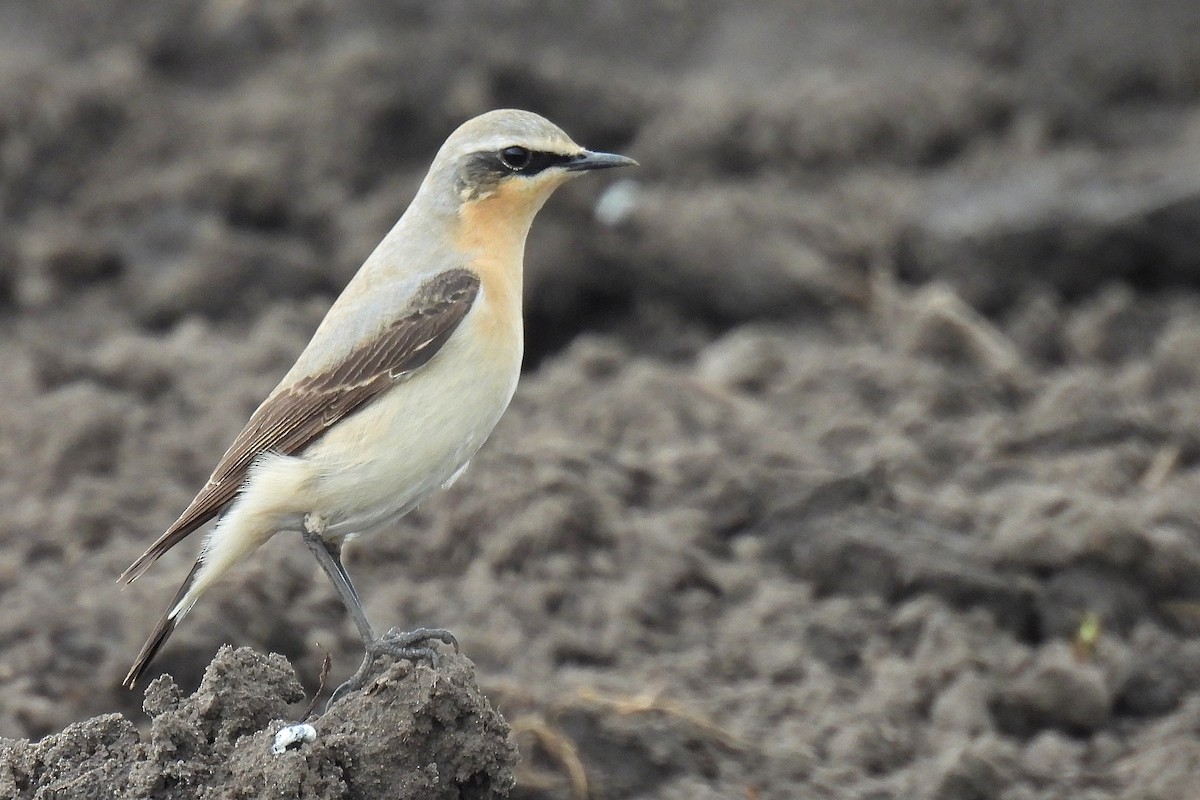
<box><xmin>272</xmin><ymin>723</ymin><xmax>317</xmax><ymax>754</ymax></box>
<box><xmin>594</xmin><ymin>180</ymin><xmax>640</xmax><ymax>226</ymax></box>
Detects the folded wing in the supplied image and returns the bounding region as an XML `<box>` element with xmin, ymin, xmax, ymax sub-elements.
<box><xmin>119</xmin><ymin>268</ymin><xmax>481</xmax><ymax>583</ymax></box>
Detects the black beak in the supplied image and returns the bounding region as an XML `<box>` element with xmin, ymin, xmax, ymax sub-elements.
<box><xmin>564</xmin><ymin>149</ymin><xmax>639</xmax><ymax>172</ymax></box>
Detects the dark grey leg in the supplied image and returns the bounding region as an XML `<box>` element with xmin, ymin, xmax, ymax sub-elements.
<box><xmin>300</xmin><ymin>514</ymin><xmax>457</xmax><ymax>710</ymax></box>
<box><xmin>299</xmin><ymin>517</ymin><xmax>375</xmax><ymax>645</ymax></box>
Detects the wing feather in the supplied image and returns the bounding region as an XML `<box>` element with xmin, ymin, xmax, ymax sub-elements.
<box><xmin>119</xmin><ymin>268</ymin><xmax>481</xmax><ymax>583</ymax></box>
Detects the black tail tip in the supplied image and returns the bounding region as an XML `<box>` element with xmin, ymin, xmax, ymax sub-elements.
<box><xmin>123</xmin><ymin>614</ymin><xmax>178</xmax><ymax>690</ymax></box>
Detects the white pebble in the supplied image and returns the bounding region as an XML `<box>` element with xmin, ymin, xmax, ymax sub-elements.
<box><xmin>594</xmin><ymin>180</ymin><xmax>640</xmax><ymax>226</ymax></box>
<box><xmin>272</xmin><ymin>723</ymin><xmax>317</xmax><ymax>754</ymax></box>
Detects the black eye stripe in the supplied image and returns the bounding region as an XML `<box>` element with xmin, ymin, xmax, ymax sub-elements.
<box><xmin>497</xmin><ymin>149</ymin><xmax>574</xmax><ymax>176</ymax></box>
<box><xmin>461</xmin><ymin>149</ymin><xmax>579</xmax><ymax>197</ymax></box>
<box><xmin>522</xmin><ymin>151</ymin><xmax>573</xmax><ymax>175</ymax></box>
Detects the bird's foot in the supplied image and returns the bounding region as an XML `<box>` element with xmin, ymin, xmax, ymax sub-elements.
<box><xmin>373</xmin><ymin>626</ymin><xmax>460</xmax><ymax>663</ymax></box>
<box><xmin>325</xmin><ymin>627</ymin><xmax>459</xmax><ymax>710</ymax></box>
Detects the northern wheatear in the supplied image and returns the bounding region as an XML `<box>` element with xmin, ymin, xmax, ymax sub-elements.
<box><xmin>120</xmin><ymin>109</ymin><xmax>636</xmax><ymax>700</ymax></box>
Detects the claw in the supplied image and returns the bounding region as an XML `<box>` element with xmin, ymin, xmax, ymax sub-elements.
<box><xmin>381</xmin><ymin>626</ymin><xmax>459</xmax><ymax>653</ymax></box>
<box><xmin>325</xmin><ymin>627</ymin><xmax>457</xmax><ymax>711</ymax></box>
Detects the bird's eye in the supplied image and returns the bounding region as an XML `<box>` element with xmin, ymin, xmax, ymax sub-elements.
<box><xmin>499</xmin><ymin>146</ymin><xmax>532</xmax><ymax>171</ymax></box>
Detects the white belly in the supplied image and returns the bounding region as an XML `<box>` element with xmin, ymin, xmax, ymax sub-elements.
<box><xmin>301</xmin><ymin>299</ymin><xmax>521</xmax><ymax>539</ymax></box>
<box><xmin>184</xmin><ymin>286</ymin><xmax>521</xmax><ymax>607</ymax></box>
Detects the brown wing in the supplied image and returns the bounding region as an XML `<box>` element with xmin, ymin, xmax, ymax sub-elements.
<box><xmin>120</xmin><ymin>268</ymin><xmax>481</xmax><ymax>583</ymax></box>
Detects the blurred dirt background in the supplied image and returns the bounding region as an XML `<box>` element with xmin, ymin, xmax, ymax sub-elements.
<box><xmin>3</xmin><ymin>0</ymin><xmax>1200</xmax><ymax>798</ymax></box>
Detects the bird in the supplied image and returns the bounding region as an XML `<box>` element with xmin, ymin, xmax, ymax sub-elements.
<box><xmin>119</xmin><ymin>109</ymin><xmax>637</xmax><ymax>701</ymax></box>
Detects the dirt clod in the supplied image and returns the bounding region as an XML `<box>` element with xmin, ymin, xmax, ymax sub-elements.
<box><xmin>0</xmin><ymin>647</ymin><xmax>514</xmax><ymax>800</ymax></box>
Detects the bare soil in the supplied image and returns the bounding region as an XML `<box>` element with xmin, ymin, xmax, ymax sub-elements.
<box><xmin>4</xmin><ymin>1</ymin><xmax>1200</xmax><ymax>798</ymax></box>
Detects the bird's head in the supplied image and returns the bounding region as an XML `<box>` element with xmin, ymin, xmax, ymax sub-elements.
<box><xmin>421</xmin><ymin>109</ymin><xmax>637</xmax><ymax>220</ymax></box>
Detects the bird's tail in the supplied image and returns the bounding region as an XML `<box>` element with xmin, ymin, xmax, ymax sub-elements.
<box><xmin>122</xmin><ymin>562</ymin><xmax>201</xmax><ymax>689</ymax></box>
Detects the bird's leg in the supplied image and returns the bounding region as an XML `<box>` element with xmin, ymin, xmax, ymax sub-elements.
<box><xmin>300</xmin><ymin>513</ymin><xmax>457</xmax><ymax>710</ymax></box>
<box><xmin>300</xmin><ymin>514</ymin><xmax>375</xmax><ymax>645</ymax></box>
